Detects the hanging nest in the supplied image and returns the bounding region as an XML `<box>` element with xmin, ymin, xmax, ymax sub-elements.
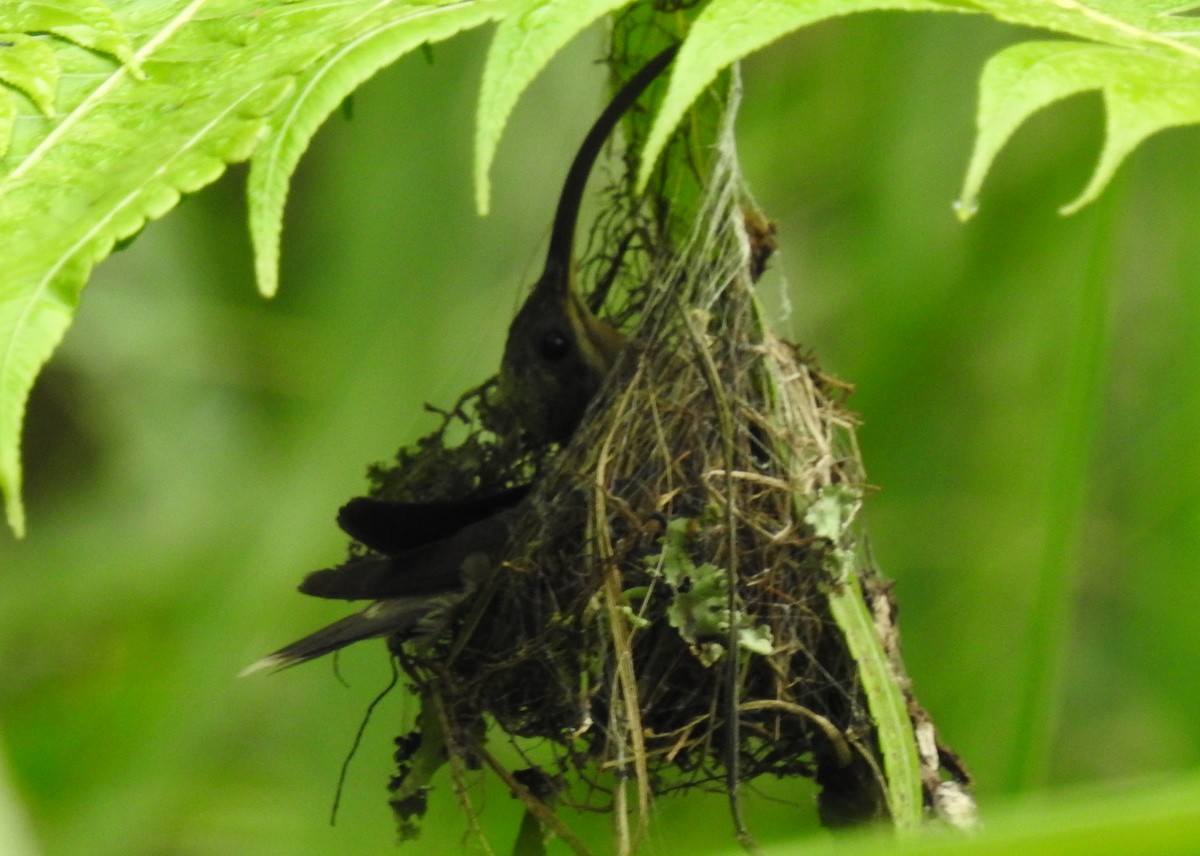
<box><xmin>362</xmin><ymin>75</ymin><xmax>973</xmax><ymax>851</ymax></box>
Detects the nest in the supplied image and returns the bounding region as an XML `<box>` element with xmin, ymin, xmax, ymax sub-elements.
<box><xmin>361</xmin><ymin>82</ymin><xmax>970</xmax><ymax>852</ymax></box>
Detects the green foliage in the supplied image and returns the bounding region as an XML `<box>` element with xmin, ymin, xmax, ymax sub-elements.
<box><xmin>4</xmin><ymin>0</ymin><xmax>1200</xmax><ymax>544</ymax></box>
<box><xmin>0</xmin><ymin>33</ymin><xmax>61</xmax><ymax>121</ymax></box>
<box><xmin>0</xmin><ymin>0</ymin><xmax>532</xmax><ymax>536</ymax></box>
<box><xmin>0</xmin><ymin>1</ymin><xmax>271</xmax><ymax>535</ymax></box>
<box><xmin>761</xmin><ymin>772</ymin><xmax>1200</xmax><ymax>855</ymax></box>
<box><xmin>248</xmin><ymin>1</ymin><xmax>530</xmax><ymax>299</ymax></box>
<box><xmin>798</xmin><ymin>483</ymin><xmax>924</xmax><ymax>828</ymax></box>
<box><xmin>474</xmin><ymin>0</ymin><xmax>636</xmax><ymax>214</ymax></box>
<box><xmin>0</xmin><ymin>0</ymin><xmax>1199</xmax><ymax>843</ymax></box>
<box><xmin>641</xmin><ymin>0</ymin><xmax>1200</xmax><ymax>212</ymax></box>
<box><xmin>4</xmin><ymin>5</ymin><xmax>1200</xmax><ymax>854</ymax></box>
<box><xmin>960</xmin><ymin>39</ymin><xmax>1200</xmax><ymax>217</ymax></box>
<box><xmin>0</xmin><ymin>0</ymin><xmax>137</xmax><ymax>94</ymax></box>
<box><xmin>639</xmin><ymin>0</ymin><xmax>962</xmax><ymax>191</ymax></box>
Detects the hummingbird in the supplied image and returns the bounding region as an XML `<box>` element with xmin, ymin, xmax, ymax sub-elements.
<box><xmin>497</xmin><ymin>47</ymin><xmax>680</xmax><ymax>442</ymax></box>
<box><xmin>242</xmin><ymin>46</ymin><xmax>677</xmax><ymax>676</ymax></box>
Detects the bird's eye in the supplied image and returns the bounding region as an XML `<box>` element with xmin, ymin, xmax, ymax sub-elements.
<box><xmin>537</xmin><ymin>330</ymin><xmax>571</xmax><ymax>361</ymax></box>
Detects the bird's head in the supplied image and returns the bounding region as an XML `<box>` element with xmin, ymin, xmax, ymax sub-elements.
<box><xmin>498</xmin><ymin>264</ymin><xmax>626</xmax><ymax>443</ymax></box>
<box><xmin>494</xmin><ymin>45</ymin><xmax>675</xmax><ymax>445</ymax></box>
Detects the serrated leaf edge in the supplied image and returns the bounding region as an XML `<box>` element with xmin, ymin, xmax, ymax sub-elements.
<box><xmin>474</xmin><ymin>0</ymin><xmax>635</xmax><ymax>215</ymax></box>
<box><xmin>249</xmin><ymin>1</ymin><xmax>516</xmax><ymax>297</ymax></box>
<box><xmin>636</xmin><ymin>0</ymin><xmax>968</xmax><ymax>192</ymax></box>
<box><xmin>2</xmin><ymin>0</ymin><xmax>202</xmax><ymax>189</ymax></box>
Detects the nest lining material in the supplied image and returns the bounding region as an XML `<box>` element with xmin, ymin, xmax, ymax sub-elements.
<box><xmin>363</xmin><ymin>78</ymin><xmax>969</xmax><ymax>849</ymax></box>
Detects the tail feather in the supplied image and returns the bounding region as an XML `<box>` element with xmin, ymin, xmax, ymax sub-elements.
<box><xmin>239</xmin><ymin>596</ymin><xmax>450</xmax><ymax>677</ymax></box>
<box><xmin>242</xmin><ymin>538</ymin><xmax>500</xmax><ymax>678</ymax></box>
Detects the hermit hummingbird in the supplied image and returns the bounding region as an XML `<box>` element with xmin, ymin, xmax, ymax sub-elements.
<box><xmin>243</xmin><ymin>45</ymin><xmax>677</xmax><ymax>675</ymax></box>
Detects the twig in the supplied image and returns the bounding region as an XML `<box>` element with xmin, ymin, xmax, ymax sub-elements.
<box><xmin>476</xmin><ymin>746</ymin><xmax>594</xmax><ymax>856</ymax></box>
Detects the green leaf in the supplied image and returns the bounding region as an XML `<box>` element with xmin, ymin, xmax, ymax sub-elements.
<box><xmin>391</xmin><ymin>693</ymin><xmax>451</xmax><ymax>841</ymax></box>
<box><xmin>0</xmin><ymin>1</ymin><xmax>534</xmax><ymax>536</ymax></box>
<box><xmin>0</xmin><ymin>33</ymin><xmax>59</xmax><ymax>116</ymax></box>
<box><xmin>784</xmin><ymin>472</ymin><xmax>921</xmax><ymax>824</ymax></box>
<box><xmin>0</xmin><ymin>1</ymin><xmax>301</xmax><ymax>537</ymax></box>
<box><xmin>827</xmin><ymin>570</ymin><xmax>923</xmax><ymax>828</ymax></box>
<box><xmin>737</xmin><ymin>623</ymin><xmax>774</xmax><ymax>656</ymax></box>
<box><xmin>473</xmin><ymin>0</ymin><xmax>635</xmax><ymax>215</ymax></box>
<box><xmin>965</xmin><ymin>0</ymin><xmax>1200</xmax><ymax>50</ymax></box>
<box><xmin>0</xmin><ymin>88</ymin><xmax>12</xmax><ymax>158</ymax></box>
<box><xmin>11</xmin><ymin>0</ymin><xmax>1200</xmax><ymax>539</ymax></box>
<box><xmin>947</xmin><ymin>1</ymin><xmax>1200</xmax><ymax>214</ymax></box>
<box><xmin>636</xmin><ymin>0</ymin><xmax>1200</xmax><ymax>217</ymax></box>
<box><xmin>0</xmin><ymin>0</ymin><xmax>138</xmax><ymax>70</ymax></box>
<box><xmin>958</xmin><ymin>40</ymin><xmax>1200</xmax><ymax>218</ymax></box>
<box><xmin>637</xmin><ymin>0</ymin><xmax>971</xmax><ymax>191</ymax></box>
<box><xmin>248</xmin><ymin>0</ymin><xmax>527</xmax><ymax>298</ymax></box>
<box><xmin>784</xmin><ymin>771</ymin><xmax>1200</xmax><ymax>855</ymax></box>
<box><xmin>802</xmin><ymin>483</ymin><xmax>924</xmax><ymax>822</ymax></box>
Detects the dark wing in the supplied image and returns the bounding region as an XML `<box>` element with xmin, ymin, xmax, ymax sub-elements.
<box><xmin>242</xmin><ymin>510</ymin><xmax>516</xmax><ymax>675</ymax></box>
<box><xmin>336</xmin><ymin>484</ymin><xmax>530</xmax><ymax>555</ymax></box>
<box><xmin>301</xmin><ymin>506</ymin><xmax>515</xmax><ymax>600</ymax></box>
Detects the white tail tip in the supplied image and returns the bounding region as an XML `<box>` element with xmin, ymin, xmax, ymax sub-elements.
<box><xmin>237</xmin><ymin>654</ymin><xmax>291</xmax><ymax>678</ymax></box>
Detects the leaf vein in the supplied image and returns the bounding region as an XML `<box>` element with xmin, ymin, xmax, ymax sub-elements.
<box><xmin>0</xmin><ymin>81</ymin><xmax>268</xmax><ymax>442</ymax></box>
<box><xmin>2</xmin><ymin>0</ymin><xmax>209</xmax><ymax>188</ymax></box>
<box><xmin>1052</xmin><ymin>0</ymin><xmax>1200</xmax><ymax>57</ymax></box>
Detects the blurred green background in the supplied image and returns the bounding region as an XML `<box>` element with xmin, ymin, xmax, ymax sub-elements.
<box><xmin>4</xmin><ymin>13</ymin><xmax>1199</xmax><ymax>855</ymax></box>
